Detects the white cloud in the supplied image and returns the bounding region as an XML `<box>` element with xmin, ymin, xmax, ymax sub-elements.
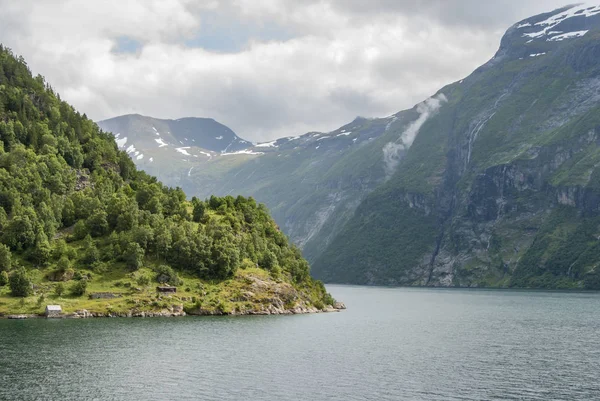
<box><xmin>0</xmin><ymin>0</ymin><xmax>569</xmax><ymax>141</ymax></box>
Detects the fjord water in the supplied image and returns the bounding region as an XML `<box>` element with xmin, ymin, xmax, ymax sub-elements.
<box><xmin>1</xmin><ymin>286</ymin><xmax>599</xmax><ymax>400</ymax></box>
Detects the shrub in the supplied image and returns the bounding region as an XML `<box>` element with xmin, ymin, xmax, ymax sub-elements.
<box><xmin>70</xmin><ymin>279</ymin><xmax>87</xmax><ymax>296</ymax></box>
<box><xmin>54</xmin><ymin>282</ymin><xmax>65</xmax><ymax>297</ymax></box>
<box><xmin>155</xmin><ymin>265</ymin><xmax>182</xmax><ymax>286</ymax></box>
<box><xmin>9</xmin><ymin>267</ymin><xmax>32</xmax><ymax>297</ymax></box>
<box><xmin>136</xmin><ymin>275</ymin><xmax>150</xmax><ymax>286</ymax></box>
<box><xmin>0</xmin><ymin>243</ymin><xmax>12</xmax><ymax>271</ymax></box>
<box><xmin>0</xmin><ymin>270</ymin><xmax>8</xmax><ymax>286</ymax></box>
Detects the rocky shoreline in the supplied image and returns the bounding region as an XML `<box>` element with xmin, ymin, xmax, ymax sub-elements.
<box><xmin>1</xmin><ymin>302</ymin><xmax>346</xmax><ymax>319</ymax></box>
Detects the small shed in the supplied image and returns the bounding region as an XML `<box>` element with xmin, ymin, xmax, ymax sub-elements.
<box><xmin>45</xmin><ymin>305</ymin><xmax>62</xmax><ymax>318</ymax></box>
<box><xmin>157</xmin><ymin>286</ymin><xmax>177</xmax><ymax>293</ymax></box>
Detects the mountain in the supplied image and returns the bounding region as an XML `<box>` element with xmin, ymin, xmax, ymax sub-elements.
<box><xmin>313</xmin><ymin>4</ymin><xmax>600</xmax><ymax>289</ymax></box>
<box><xmin>99</xmin><ymin>108</ymin><xmax>423</xmax><ymax>264</ymax></box>
<box><xmin>0</xmin><ymin>46</ymin><xmax>336</xmax><ymax>317</ymax></box>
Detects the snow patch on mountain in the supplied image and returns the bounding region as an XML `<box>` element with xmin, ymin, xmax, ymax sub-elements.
<box><xmin>126</xmin><ymin>145</ymin><xmax>136</xmax><ymax>154</ymax></box>
<box><xmin>522</xmin><ymin>4</ymin><xmax>600</xmax><ymax>39</ymax></box>
<box><xmin>255</xmin><ymin>140</ymin><xmax>278</xmax><ymax>148</ymax></box>
<box><xmin>221</xmin><ymin>149</ymin><xmax>264</xmax><ymax>156</ymax></box>
<box><xmin>547</xmin><ymin>30</ymin><xmax>589</xmax><ymax>41</ymax></box>
<box><xmin>155</xmin><ymin>138</ymin><xmax>168</xmax><ymax>147</ymax></box>
<box><xmin>176</xmin><ymin>147</ymin><xmax>192</xmax><ymax>156</ymax></box>
<box><xmin>115</xmin><ymin>135</ymin><xmax>128</xmax><ymax>148</ymax></box>
<box><xmin>136</xmin><ymin>154</ymin><xmax>144</xmax><ymax>160</ymax></box>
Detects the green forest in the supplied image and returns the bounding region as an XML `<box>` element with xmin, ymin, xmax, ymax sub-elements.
<box><xmin>0</xmin><ymin>46</ymin><xmax>333</xmax><ymax>315</ymax></box>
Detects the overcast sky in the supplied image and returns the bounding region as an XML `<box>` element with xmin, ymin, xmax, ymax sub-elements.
<box><xmin>0</xmin><ymin>0</ymin><xmax>572</xmax><ymax>141</ymax></box>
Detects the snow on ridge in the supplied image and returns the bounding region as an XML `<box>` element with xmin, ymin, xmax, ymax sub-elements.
<box><xmin>215</xmin><ymin>136</ymin><xmax>223</xmax><ymax>140</ymax></box>
<box><xmin>255</xmin><ymin>140</ymin><xmax>278</xmax><ymax>148</ymax></box>
<box><xmin>547</xmin><ymin>30</ymin><xmax>589</xmax><ymax>41</ymax></box>
<box><xmin>126</xmin><ymin>144</ymin><xmax>136</xmax><ymax>154</ymax></box>
<box><xmin>155</xmin><ymin>138</ymin><xmax>168</xmax><ymax>147</ymax></box>
<box><xmin>517</xmin><ymin>22</ymin><xmax>532</xmax><ymax>28</ymax></box>
<box><xmin>337</xmin><ymin>131</ymin><xmax>352</xmax><ymax>137</ymax></box>
<box><xmin>221</xmin><ymin>149</ymin><xmax>264</xmax><ymax>156</ymax></box>
<box><xmin>176</xmin><ymin>147</ymin><xmax>192</xmax><ymax>156</ymax></box>
<box><xmin>523</xmin><ymin>4</ymin><xmax>600</xmax><ymax>39</ymax></box>
<box><xmin>198</xmin><ymin>151</ymin><xmax>212</xmax><ymax>157</ymax></box>
<box><xmin>529</xmin><ymin>52</ymin><xmax>546</xmax><ymax>57</ymax></box>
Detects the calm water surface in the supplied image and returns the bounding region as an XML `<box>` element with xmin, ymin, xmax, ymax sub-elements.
<box><xmin>1</xmin><ymin>286</ymin><xmax>600</xmax><ymax>400</ymax></box>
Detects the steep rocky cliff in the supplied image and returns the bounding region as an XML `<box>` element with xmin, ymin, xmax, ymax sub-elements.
<box><xmin>314</xmin><ymin>4</ymin><xmax>600</xmax><ymax>289</ymax></box>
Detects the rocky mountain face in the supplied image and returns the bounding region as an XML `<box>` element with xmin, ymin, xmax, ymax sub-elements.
<box><xmin>313</xmin><ymin>4</ymin><xmax>600</xmax><ymax>289</ymax></box>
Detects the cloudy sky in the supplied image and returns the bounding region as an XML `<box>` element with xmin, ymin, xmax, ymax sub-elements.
<box><xmin>0</xmin><ymin>0</ymin><xmax>572</xmax><ymax>141</ymax></box>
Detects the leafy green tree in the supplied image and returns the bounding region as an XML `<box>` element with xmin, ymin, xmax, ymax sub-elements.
<box><xmin>80</xmin><ymin>235</ymin><xmax>100</xmax><ymax>266</ymax></box>
<box><xmin>0</xmin><ymin>270</ymin><xmax>8</xmax><ymax>286</ymax></box>
<box><xmin>3</xmin><ymin>214</ymin><xmax>36</xmax><ymax>250</ymax></box>
<box><xmin>9</xmin><ymin>267</ymin><xmax>32</xmax><ymax>297</ymax></box>
<box><xmin>54</xmin><ymin>282</ymin><xmax>65</xmax><ymax>297</ymax></box>
<box><xmin>192</xmin><ymin>197</ymin><xmax>206</xmax><ymax>222</ymax></box>
<box><xmin>123</xmin><ymin>242</ymin><xmax>144</xmax><ymax>271</ymax></box>
<box><xmin>0</xmin><ymin>243</ymin><xmax>12</xmax><ymax>271</ymax></box>
<box><xmin>72</xmin><ymin>220</ymin><xmax>88</xmax><ymax>240</ymax></box>
<box><xmin>70</xmin><ymin>279</ymin><xmax>87</xmax><ymax>296</ymax></box>
<box><xmin>155</xmin><ymin>265</ymin><xmax>182</xmax><ymax>286</ymax></box>
<box><xmin>86</xmin><ymin>209</ymin><xmax>109</xmax><ymax>237</ymax></box>
<box><xmin>29</xmin><ymin>231</ymin><xmax>52</xmax><ymax>267</ymax></box>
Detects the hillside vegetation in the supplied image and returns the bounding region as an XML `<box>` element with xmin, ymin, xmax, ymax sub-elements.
<box><xmin>0</xmin><ymin>46</ymin><xmax>334</xmax><ymax>316</ymax></box>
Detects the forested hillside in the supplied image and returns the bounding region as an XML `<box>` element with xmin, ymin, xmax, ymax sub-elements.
<box><xmin>0</xmin><ymin>46</ymin><xmax>334</xmax><ymax>316</ymax></box>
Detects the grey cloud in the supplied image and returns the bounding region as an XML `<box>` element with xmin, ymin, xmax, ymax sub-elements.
<box><xmin>0</xmin><ymin>0</ymin><xmax>578</xmax><ymax>142</ymax></box>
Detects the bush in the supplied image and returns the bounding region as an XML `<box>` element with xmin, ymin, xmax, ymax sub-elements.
<box><xmin>155</xmin><ymin>265</ymin><xmax>182</xmax><ymax>286</ymax></box>
<box><xmin>136</xmin><ymin>275</ymin><xmax>150</xmax><ymax>286</ymax></box>
<box><xmin>0</xmin><ymin>243</ymin><xmax>12</xmax><ymax>271</ymax></box>
<box><xmin>123</xmin><ymin>242</ymin><xmax>144</xmax><ymax>271</ymax></box>
<box><xmin>70</xmin><ymin>279</ymin><xmax>87</xmax><ymax>296</ymax></box>
<box><xmin>9</xmin><ymin>267</ymin><xmax>32</xmax><ymax>297</ymax></box>
<box><xmin>54</xmin><ymin>282</ymin><xmax>65</xmax><ymax>297</ymax></box>
<box><xmin>0</xmin><ymin>270</ymin><xmax>8</xmax><ymax>286</ymax></box>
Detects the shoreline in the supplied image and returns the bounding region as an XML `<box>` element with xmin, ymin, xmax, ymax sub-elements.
<box><xmin>1</xmin><ymin>302</ymin><xmax>346</xmax><ymax>320</ymax></box>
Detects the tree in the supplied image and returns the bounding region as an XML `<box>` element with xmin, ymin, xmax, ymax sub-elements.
<box><xmin>80</xmin><ymin>235</ymin><xmax>100</xmax><ymax>265</ymax></box>
<box><xmin>192</xmin><ymin>198</ymin><xmax>206</xmax><ymax>222</ymax></box>
<box><xmin>54</xmin><ymin>282</ymin><xmax>65</xmax><ymax>297</ymax></box>
<box><xmin>0</xmin><ymin>270</ymin><xmax>8</xmax><ymax>286</ymax></box>
<box><xmin>123</xmin><ymin>242</ymin><xmax>144</xmax><ymax>271</ymax></box>
<box><xmin>3</xmin><ymin>214</ymin><xmax>35</xmax><ymax>250</ymax></box>
<box><xmin>155</xmin><ymin>264</ymin><xmax>182</xmax><ymax>286</ymax></box>
<box><xmin>86</xmin><ymin>209</ymin><xmax>108</xmax><ymax>237</ymax></box>
<box><xmin>9</xmin><ymin>267</ymin><xmax>32</xmax><ymax>297</ymax></box>
<box><xmin>0</xmin><ymin>243</ymin><xmax>12</xmax><ymax>271</ymax></box>
<box><xmin>70</xmin><ymin>279</ymin><xmax>87</xmax><ymax>296</ymax></box>
<box><xmin>29</xmin><ymin>231</ymin><xmax>52</xmax><ymax>266</ymax></box>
